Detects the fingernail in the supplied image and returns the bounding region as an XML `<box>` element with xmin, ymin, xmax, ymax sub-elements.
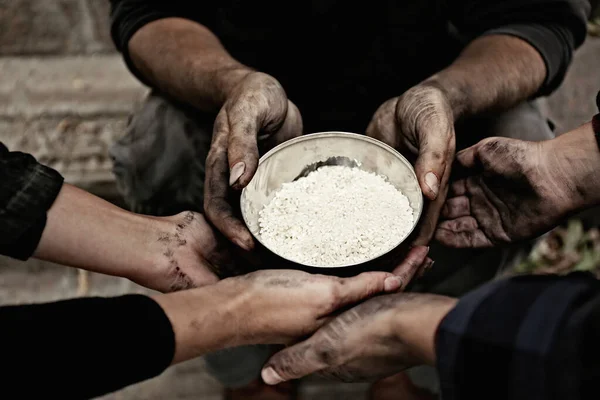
<box><xmin>384</xmin><ymin>276</ymin><xmax>403</xmax><ymax>292</ymax></box>
<box><xmin>229</xmin><ymin>162</ymin><xmax>246</xmax><ymax>186</ymax></box>
<box><xmin>262</xmin><ymin>367</ymin><xmax>284</xmax><ymax>385</ymax></box>
<box><xmin>234</xmin><ymin>237</ymin><xmax>252</xmax><ymax>251</ymax></box>
<box><xmin>425</xmin><ymin>172</ymin><xmax>439</xmax><ymax>197</ymax></box>
<box><xmin>419</xmin><ymin>260</ymin><xmax>435</xmax><ymax>278</ymax></box>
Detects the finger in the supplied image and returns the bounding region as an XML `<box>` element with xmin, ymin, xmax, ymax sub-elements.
<box><xmin>390</xmin><ymin>246</ymin><xmax>429</xmax><ymax>289</ymax></box>
<box><xmin>262</xmin><ymin>340</ymin><xmax>327</xmax><ymax>384</ymax></box>
<box><xmin>258</xmin><ymin>100</ymin><xmax>303</xmax><ymax>153</ymax></box>
<box><xmin>336</xmin><ymin>271</ymin><xmax>400</xmax><ymax>306</ymax></box>
<box><xmin>412</xmin><ymin>127</ymin><xmax>454</xmax><ymax>201</ymax></box>
<box><xmin>441</xmin><ymin>196</ymin><xmax>471</xmax><ymax>219</ymax></box>
<box><xmin>411</xmin><ymin>178</ymin><xmax>449</xmax><ymax>246</ymax></box>
<box><xmin>449</xmin><ymin>179</ymin><xmax>467</xmax><ymax>197</ymax></box>
<box><xmin>226</xmin><ymin>102</ymin><xmax>262</xmax><ymax>190</ymax></box>
<box><xmin>417</xmin><ymin>257</ymin><xmax>435</xmax><ymax>278</ymax></box>
<box><xmin>434</xmin><ymin>225</ymin><xmax>493</xmax><ymax>248</ymax></box>
<box><xmin>366</xmin><ymin>99</ymin><xmax>399</xmax><ymax>147</ymax></box>
<box><xmin>437</xmin><ymin>216</ymin><xmax>479</xmax><ymax>232</ymax></box>
<box><xmin>204</xmin><ymin>110</ymin><xmax>254</xmax><ymax>250</ymax></box>
<box><xmin>455</xmin><ymin>145</ymin><xmax>478</xmax><ymax>169</ymax></box>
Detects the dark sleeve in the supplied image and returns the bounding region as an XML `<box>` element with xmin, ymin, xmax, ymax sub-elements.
<box><xmin>1</xmin><ymin>294</ymin><xmax>175</xmax><ymax>399</ymax></box>
<box><xmin>109</xmin><ymin>0</ymin><xmax>200</xmax><ymax>86</ymax></box>
<box><xmin>0</xmin><ymin>142</ymin><xmax>64</xmax><ymax>260</ymax></box>
<box><xmin>450</xmin><ymin>0</ymin><xmax>590</xmax><ymax>95</ymax></box>
<box><xmin>436</xmin><ymin>272</ymin><xmax>600</xmax><ymax>399</ymax></box>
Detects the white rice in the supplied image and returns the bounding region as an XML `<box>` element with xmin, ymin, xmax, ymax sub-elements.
<box><xmin>258</xmin><ymin>165</ymin><xmax>414</xmax><ymax>266</ymax></box>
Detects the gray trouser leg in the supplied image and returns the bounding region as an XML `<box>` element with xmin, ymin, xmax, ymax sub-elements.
<box><xmin>110</xmin><ymin>92</ymin><xmax>276</xmax><ymax>388</ymax></box>
<box><xmin>406</xmin><ymin>100</ymin><xmax>555</xmax><ymax>393</ymax></box>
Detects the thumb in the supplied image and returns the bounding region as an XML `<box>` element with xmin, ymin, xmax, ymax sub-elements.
<box><xmin>413</xmin><ymin>129</ymin><xmax>454</xmax><ymax>201</ymax></box>
<box><xmin>391</xmin><ymin>245</ymin><xmax>429</xmax><ymax>288</ymax></box>
<box><xmin>226</xmin><ymin>105</ymin><xmax>261</xmax><ymax>190</ymax></box>
<box><xmin>337</xmin><ymin>271</ymin><xmax>404</xmax><ymax>306</ymax></box>
<box><xmin>262</xmin><ymin>340</ymin><xmax>328</xmax><ymax>385</ymax></box>
<box><xmin>455</xmin><ymin>145</ymin><xmax>479</xmax><ymax>169</ymax></box>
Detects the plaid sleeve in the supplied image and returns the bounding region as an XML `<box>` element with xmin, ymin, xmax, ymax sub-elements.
<box><xmin>109</xmin><ymin>0</ymin><xmax>207</xmax><ymax>87</ymax></box>
<box><xmin>0</xmin><ymin>143</ymin><xmax>64</xmax><ymax>260</ymax></box>
<box><xmin>436</xmin><ymin>272</ymin><xmax>600</xmax><ymax>399</ymax></box>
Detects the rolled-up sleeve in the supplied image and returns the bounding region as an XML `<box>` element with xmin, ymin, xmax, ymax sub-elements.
<box><xmin>450</xmin><ymin>0</ymin><xmax>590</xmax><ymax>95</ymax></box>
<box><xmin>0</xmin><ymin>143</ymin><xmax>64</xmax><ymax>260</ymax></box>
<box><xmin>436</xmin><ymin>272</ymin><xmax>600</xmax><ymax>399</ymax></box>
<box><xmin>109</xmin><ymin>0</ymin><xmax>193</xmax><ymax>86</ymax></box>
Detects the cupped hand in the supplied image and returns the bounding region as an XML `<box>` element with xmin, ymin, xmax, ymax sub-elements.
<box><xmin>260</xmin><ymin>292</ymin><xmax>456</xmax><ymax>384</ymax></box>
<box><xmin>204</xmin><ymin>72</ymin><xmax>303</xmax><ymax>251</ymax></box>
<box><xmin>435</xmin><ymin>136</ymin><xmax>577</xmax><ymax>248</ymax></box>
<box><xmin>232</xmin><ymin>245</ymin><xmax>429</xmax><ymax>346</ymax></box>
<box><xmin>367</xmin><ymin>84</ymin><xmax>456</xmax><ymax>246</ymax></box>
<box><xmin>135</xmin><ymin>211</ymin><xmax>255</xmax><ymax>293</ymax></box>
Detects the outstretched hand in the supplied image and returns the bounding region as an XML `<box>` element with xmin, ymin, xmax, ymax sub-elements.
<box><xmin>435</xmin><ymin>136</ymin><xmax>581</xmax><ymax>248</ymax></box>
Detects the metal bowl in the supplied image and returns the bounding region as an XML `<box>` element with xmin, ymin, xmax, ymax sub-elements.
<box><xmin>240</xmin><ymin>132</ymin><xmax>423</xmax><ymax>276</ymax></box>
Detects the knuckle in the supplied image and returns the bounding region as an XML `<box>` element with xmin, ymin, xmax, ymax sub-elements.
<box><xmin>205</xmin><ymin>152</ymin><xmax>220</xmax><ymax>170</ymax></box>
<box><xmin>315</xmin><ymin>345</ymin><xmax>339</xmax><ymax>366</ymax></box>
<box><xmin>324</xmin><ymin>283</ymin><xmax>343</xmax><ymax>310</ymax></box>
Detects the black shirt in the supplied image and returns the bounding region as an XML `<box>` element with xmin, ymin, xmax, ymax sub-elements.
<box><xmin>110</xmin><ymin>0</ymin><xmax>589</xmax><ymax>132</ymax></box>
<box><xmin>0</xmin><ymin>144</ymin><xmax>175</xmax><ymax>399</ymax></box>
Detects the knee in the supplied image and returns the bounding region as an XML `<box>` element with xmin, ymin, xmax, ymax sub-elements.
<box><xmin>110</xmin><ymin>93</ymin><xmax>213</xmax><ymax>215</ymax></box>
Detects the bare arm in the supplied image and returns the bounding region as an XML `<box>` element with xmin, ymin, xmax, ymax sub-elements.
<box><xmin>123</xmin><ymin>17</ymin><xmax>304</xmax><ymax>250</ymax></box>
<box><xmin>128</xmin><ymin>17</ymin><xmax>253</xmax><ymax>112</ymax></box>
<box><xmin>429</xmin><ymin>35</ymin><xmax>546</xmax><ymax>120</ymax></box>
<box><xmin>33</xmin><ymin>184</ymin><xmax>228</xmax><ymax>292</ymax></box>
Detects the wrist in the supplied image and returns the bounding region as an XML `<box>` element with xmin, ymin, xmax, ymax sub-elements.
<box><xmin>153</xmin><ymin>280</ymin><xmax>247</xmax><ymax>364</ymax></box>
<box><xmin>392</xmin><ymin>295</ymin><xmax>457</xmax><ymax>366</ymax></box>
<box><xmin>138</xmin><ymin>212</ymin><xmax>220</xmax><ymax>293</ymax></box>
<box><xmin>544</xmin><ymin>122</ymin><xmax>600</xmax><ymax>211</ymax></box>
<box><xmin>119</xmin><ymin>214</ymin><xmax>176</xmax><ymax>288</ymax></box>
<box><xmin>206</xmin><ymin>66</ymin><xmax>254</xmax><ymax>105</ymax></box>
<box><xmin>422</xmin><ymin>73</ymin><xmax>470</xmax><ymax>121</ymax></box>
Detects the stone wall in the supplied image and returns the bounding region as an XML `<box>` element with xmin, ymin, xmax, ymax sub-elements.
<box><xmin>0</xmin><ymin>0</ymin><xmax>148</xmax><ymax>202</ymax></box>
<box><xmin>1</xmin><ymin>0</ymin><xmax>599</xmax><ymax>202</ymax></box>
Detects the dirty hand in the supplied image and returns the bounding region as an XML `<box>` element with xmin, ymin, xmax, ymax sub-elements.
<box><xmin>230</xmin><ymin>245</ymin><xmax>429</xmax><ymax>345</ymax></box>
<box><xmin>367</xmin><ymin>84</ymin><xmax>456</xmax><ymax>246</ymax></box>
<box><xmin>137</xmin><ymin>211</ymin><xmax>252</xmax><ymax>292</ymax></box>
<box><xmin>435</xmin><ymin>125</ymin><xmax>600</xmax><ymax>248</ymax></box>
<box><xmin>204</xmin><ymin>72</ymin><xmax>303</xmax><ymax>251</ymax></box>
<box><xmin>261</xmin><ymin>292</ymin><xmax>456</xmax><ymax>384</ymax></box>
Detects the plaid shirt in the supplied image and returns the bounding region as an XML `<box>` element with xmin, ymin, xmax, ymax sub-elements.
<box><xmin>436</xmin><ymin>272</ymin><xmax>600</xmax><ymax>399</ymax></box>
<box><xmin>0</xmin><ymin>143</ymin><xmax>63</xmax><ymax>259</ymax></box>
<box><xmin>436</xmin><ymin>92</ymin><xmax>600</xmax><ymax>399</ymax></box>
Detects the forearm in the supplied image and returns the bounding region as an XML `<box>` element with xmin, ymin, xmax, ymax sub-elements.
<box><xmin>392</xmin><ymin>295</ymin><xmax>457</xmax><ymax>366</ymax></box>
<box><xmin>427</xmin><ymin>35</ymin><xmax>547</xmax><ymax>120</ymax></box>
<box><xmin>34</xmin><ymin>183</ymin><xmax>170</xmax><ymax>284</ymax></box>
<box><xmin>545</xmin><ymin>122</ymin><xmax>600</xmax><ymax>211</ymax></box>
<box><xmin>153</xmin><ymin>279</ymin><xmax>249</xmax><ymax>364</ymax></box>
<box><xmin>128</xmin><ymin>17</ymin><xmax>253</xmax><ymax>112</ymax></box>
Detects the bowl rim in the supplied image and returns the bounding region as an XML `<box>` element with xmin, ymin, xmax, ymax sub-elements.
<box><xmin>240</xmin><ymin>131</ymin><xmax>424</xmax><ymax>269</ymax></box>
